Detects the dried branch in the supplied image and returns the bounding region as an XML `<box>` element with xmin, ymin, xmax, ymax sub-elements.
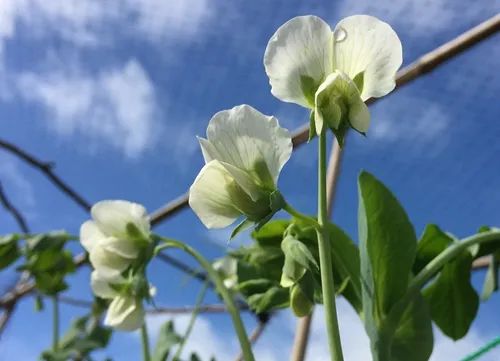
<box><xmin>0</xmin><ymin>139</ymin><xmax>91</xmax><ymax>212</ymax></box>
<box><xmin>0</xmin><ymin>181</ymin><xmax>30</xmax><ymax>233</ymax></box>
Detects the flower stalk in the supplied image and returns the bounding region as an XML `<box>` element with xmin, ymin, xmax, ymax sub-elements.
<box><xmin>153</xmin><ymin>235</ymin><xmax>255</xmax><ymax>361</ymax></box>
<box><xmin>52</xmin><ymin>296</ymin><xmax>59</xmax><ymax>352</ymax></box>
<box><xmin>140</xmin><ymin>323</ymin><xmax>151</xmax><ymax>361</ymax></box>
<box><xmin>317</xmin><ymin>131</ymin><xmax>344</xmax><ymax>361</ymax></box>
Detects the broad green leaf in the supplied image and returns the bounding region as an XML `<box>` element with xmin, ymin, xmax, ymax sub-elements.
<box><xmin>326</xmin><ymin>223</ymin><xmax>362</xmax><ymax>313</ymax></box>
<box><xmin>390</xmin><ymin>294</ymin><xmax>433</xmax><ymax>361</ymax></box>
<box><xmin>413</xmin><ymin>224</ymin><xmax>453</xmax><ymax>274</ymax></box>
<box><xmin>358</xmin><ymin>171</ymin><xmax>417</xmax><ymax>319</ymax></box>
<box><xmin>481</xmin><ymin>250</ymin><xmax>500</xmax><ymax>301</ymax></box>
<box><xmin>423</xmin><ymin>250</ymin><xmax>479</xmax><ymax>340</ymax></box>
<box><xmin>152</xmin><ymin>320</ymin><xmax>182</xmax><ymax>361</ymax></box>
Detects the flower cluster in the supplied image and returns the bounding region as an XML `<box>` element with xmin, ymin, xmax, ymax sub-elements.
<box><xmin>80</xmin><ymin>200</ymin><xmax>153</xmax><ymax>331</ymax></box>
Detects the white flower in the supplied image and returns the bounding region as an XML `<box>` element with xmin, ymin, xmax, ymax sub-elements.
<box><xmin>213</xmin><ymin>257</ymin><xmax>238</xmax><ymax>289</ymax></box>
<box><xmin>80</xmin><ymin>200</ymin><xmax>151</xmax><ymax>279</ymax></box>
<box><xmin>91</xmin><ymin>271</ymin><xmax>150</xmax><ymax>332</ymax></box>
<box><xmin>105</xmin><ymin>294</ymin><xmax>145</xmax><ymax>331</ymax></box>
<box><xmin>189</xmin><ymin>105</ymin><xmax>292</xmax><ymax>229</ymax></box>
<box><xmin>264</xmin><ymin>15</ymin><xmax>402</xmax><ymax>138</ymax></box>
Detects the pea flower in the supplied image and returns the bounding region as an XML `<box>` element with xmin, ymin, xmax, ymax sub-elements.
<box><xmin>80</xmin><ymin>200</ymin><xmax>151</xmax><ymax>279</ymax></box>
<box><xmin>91</xmin><ymin>271</ymin><xmax>146</xmax><ymax>331</ymax></box>
<box><xmin>264</xmin><ymin>15</ymin><xmax>402</xmax><ymax>143</ymax></box>
<box><xmin>213</xmin><ymin>257</ymin><xmax>238</xmax><ymax>289</ymax></box>
<box><xmin>189</xmin><ymin>105</ymin><xmax>292</xmax><ymax>230</ymax></box>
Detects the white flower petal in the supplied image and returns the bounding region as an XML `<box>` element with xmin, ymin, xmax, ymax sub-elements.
<box><xmin>89</xmin><ymin>246</ymin><xmax>131</xmax><ymax>279</ymax></box>
<box><xmin>189</xmin><ymin>160</ymin><xmax>242</xmax><ymax>229</ymax></box>
<box><xmin>100</xmin><ymin>237</ymin><xmax>140</xmax><ymax>259</ymax></box>
<box><xmin>80</xmin><ymin>220</ymin><xmax>105</xmax><ymax>253</ymax></box>
<box><xmin>91</xmin><ymin>200</ymin><xmax>150</xmax><ymax>239</ymax></box>
<box><xmin>90</xmin><ymin>271</ymin><xmax>121</xmax><ymax>299</ymax></box>
<box><xmin>204</xmin><ymin>105</ymin><xmax>292</xmax><ymax>190</ymax></box>
<box><xmin>332</xmin><ymin>15</ymin><xmax>402</xmax><ymax>101</ymax></box>
<box><xmin>105</xmin><ymin>295</ymin><xmax>145</xmax><ymax>331</ymax></box>
<box><xmin>264</xmin><ymin>16</ymin><xmax>334</xmax><ymax>108</ymax></box>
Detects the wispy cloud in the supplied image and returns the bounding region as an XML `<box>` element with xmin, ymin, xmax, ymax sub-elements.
<box><xmin>142</xmin><ymin>300</ymin><xmax>500</xmax><ymax>361</ymax></box>
<box><xmin>16</xmin><ymin>59</ymin><xmax>159</xmax><ymax>158</ymax></box>
<box><xmin>0</xmin><ymin>0</ymin><xmax>213</xmax><ymax>47</ymax></box>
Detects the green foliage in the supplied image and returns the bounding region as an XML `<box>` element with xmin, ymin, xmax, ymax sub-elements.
<box><xmin>231</xmin><ymin>218</ymin><xmax>361</xmax><ymax>315</ymax></box>
<box><xmin>358</xmin><ymin>171</ymin><xmax>417</xmax><ymax>318</ymax></box>
<box><xmin>152</xmin><ymin>320</ymin><xmax>182</xmax><ymax>361</ymax></box>
<box><xmin>358</xmin><ymin>171</ymin><xmax>432</xmax><ymax>361</ymax></box>
<box><xmin>280</xmin><ymin>234</ymin><xmax>318</xmax><ymax>287</ymax></box>
<box><xmin>19</xmin><ymin>231</ymin><xmax>76</xmax><ymax>295</ymax></box>
<box><xmin>424</xmin><ymin>249</ymin><xmax>479</xmax><ymax>340</ymax></box>
<box><xmin>41</xmin><ymin>312</ymin><xmax>113</xmax><ymax>361</ymax></box>
<box><xmin>390</xmin><ymin>294</ymin><xmax>433</xmax><ymax>361</ymax></box>
<box><xmin>413</xmin><ymin>225</ymin><xmax>452</xmax><ymax>274</ymax></box>
<box><xmin>0</xmin><ymin>234</ymin><xmax>21</xmax><ymax>270</ymax></box>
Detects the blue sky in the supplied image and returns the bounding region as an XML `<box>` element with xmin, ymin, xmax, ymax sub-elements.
<box><xmin>0</xmin><ymin>0</ymin><xmax>499</xmax><ymax>360</ymax></box>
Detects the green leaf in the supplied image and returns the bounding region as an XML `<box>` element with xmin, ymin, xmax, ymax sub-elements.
<box><xmin>423</xmin><ymin>250</ymin><xmax>479</xmax><ymax>340</ymax></box>
<box><xmin>481</xmin><ymin>250</ymin><xmax>500</xmax><ymax>301</ymax></box>
<box><xmin>152</xmin><ymin>320</ymin><xmax>182</xmax><ymax>361</ymax></box>
<box><xmin>246</xmin><ymin>287</ymin><xmax>289</xmax><ymax>313</ymax></box>
<box><xmin>308</xmin><ymin>111</ymin><xmax>316</xmax><ymax>142</ymax></box>
<box><xmin>0</xmin><ymin>234</ymin><xmax>20</xmax><ymax>270</ymax></box>
<box><xmin>280</xmin><ymin>234</ymin><xmax>318</xmax><ymax>287</ymax></box>
<box><xmin>251</xmin><ymin>220</ymin><xmax>289</xmax><ymax>247</ymax></box>
<box><xmin>390</xmin><ymin>294</ymin><xmax>433</xmax><ymax>361</ymax></box>
<box><xmin>230</xmin><ymin>218</ymin><xmax>254</xmax><ymax>239</ymax></box>
<box><xmin>413</xmin><ymin>224</ymin><xmax>453</xmax><ymax>274</ymax></box>
<box><xmin>470</xmin><ymin>226</ymin><xmax>500</xmax><ymax>258</ymax></box>
<box><xmin>358</xmin><ymin>171</ymin><xmax>417</xmax><ymax>319</ymax></box>
<box><xmin>326</xmin><ymin>222</ymin><xmax>362</xmax><ymax>313</ymax></box>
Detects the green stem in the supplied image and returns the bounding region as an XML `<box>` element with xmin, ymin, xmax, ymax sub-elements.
<box><xmin>386</xmin><ymin>230</ymin><xmax>500</xmax><ymax>331</ymax></box>
<box><xmin>153</xmin><ymin>235</ymin><xmax>256</xmax><ymax>361</ymax></box>
<box><xmin>283</xmin><ymin>202</ymin><xmax>321</xmax><ymax>229</ymax></box>
<box><xmin>52</xmin><ymin>296</ymin><xmax>59</xmax><ymax>352</ymax></box>
<box><xmin>317</xmin><ymin>131</ymin><xmax>344</xmax><ymax>361</ymax></box>
<box><xmin>141</xmin><ymin>323</ymin><xmax>151</xmax><ymax>361</ymax></box>
<box><xmin>411</xmin><ymin>230</ymin><xmax>500</xmax><ymax>290</ymax></box>
<box><xmin>173</xmin><ymin>282</ymin><xmax>209</xmax><ymax>360</ymax></box>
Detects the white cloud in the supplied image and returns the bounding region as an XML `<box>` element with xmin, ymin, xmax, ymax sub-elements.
<box><xmin>145</xmin><ymin>313</ymin><xmax>236</xmax><ymax>360</ymax></box>
<box><xmin>140</xmin><ymin>299</ymin><xmax>500</xmax><ymax>361</ymax></box>
<box><xmin>0</xmin><ymin>0</ymin><xmax>213</xmax><ymax>48</ymax></box>
<box><xmin>353</xmin><ymin>97</ymin><xmax>451</xmax><ymax>156</ymax></box>
<box><xmin>333</xmin><ymin>0</ymin><xmax>484</xmax><ymax>37</ymax></box>
<box><xmin>16</xmin><ymin>59</ymin><xmax>160</xmax><ymax>158</ymax></box>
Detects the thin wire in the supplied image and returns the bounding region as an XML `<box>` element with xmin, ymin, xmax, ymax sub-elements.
<box><xmin>460</xmin><ymin>335</ymin><xmax>500</xmax><ymax>361</ymax></box>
